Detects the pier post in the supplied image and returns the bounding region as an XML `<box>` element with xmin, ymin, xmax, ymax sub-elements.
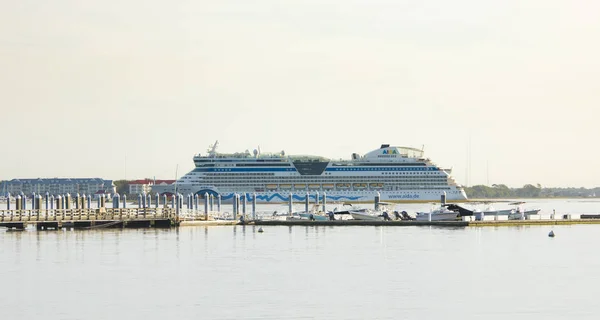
<box><xmin>97</xmin><ymin>194</ymin><xmax>101</xmax><ymax>208</ymax></box>
<box><xmin>45</xmin><ymin>192</ymin><xmax>49</xmax><ymax>210</ymax></box>
<box><xmin>441</xmin><ymin>192</ymin><xmax>447</xmax><ymax>206</ymax></box>
<box><xmin>178</xmin><ymin>194</ymin><xmax>183</xmax><ymax>210</ymax></box>
<box><xmin>204</xmin><ymin>192</ymin><xmax>209</xmax><ymax>220</ymax></box>
<box><xmin>175</xmin><ymin>194</ymin><xmax>180</xmax><ymax>217</ymax></box>
<box><xmin>428</xmin><ymin>210</ymin><xmax>432</xmax><ymax>222</ymax></box>
<box><xmin>155</xmin><ymin>193</ymin><xmax>159</xmax><ymax>208</ymax></box>
<box><xmin>113</xmin><ymin>193</ymin><xmax>120</xmax><ymax>209</ymax></box>
<box><xmin>32</xmin><ymin>193</ymin><xmax>36</xmax><ymax>210</ymax></box>
<box><xmin>75</xmin><ymin>193</ymin><xmax>81</xmax><ymax>209</ymax></box>
<box><xmin>6</xmin><ymin>193</ymin><xmax>10</xmax><ymax>210</ymax></box>
<box><xmin>305</xmin><ymin>192</ymin><xmax>309</xmax><ymax>213</ymax></box>
<box><xmin>217</xmin><ymin>194</ymin><xmax>221</xmax><ymax>213</ymax></box>
<box><xmin>16</xmin><ymin>195</ymin><xmax>22</xmax><ymax>211</ymax></box>
<box><xmin>252</xmin><ymin>193</ymin><xmax>257</xmax><ymax>221</ymax></box>
<box><xmin>55</xmin><ymin>195</ymin><xmax>61</xmax><ymax>210</ymax></box>
<box><xmin>322</xmin><ymin>192</ymin><xmax>327</xmax><ymax>213</ymax></box>
<box><xmin>209</xmin><ymin>194</ymin><xmax>214</xmax><ymax>212</ymax></box>
<box><xmin>123</xmin><ymin>194</ymin><xmax>127</xmax><ymax>208</ymax></box>
<box><xmin>36</xmin><ymin>194</ymin><xmax>42</xmax><ymax>217</ymax></box>
<box><xmin>242</xmin><ymin>194</ymin><xmax>247</xmax><ymax>218</ymax></box>
<box><xmin>61</xmin><ymin>194</ymin><xmax>66</xmax><ymax>210</ymax></box>
<box><xmin>171</xmin><ymin>194</ymin><xmax>175</xmax><ymax>209</ymax></box>
<box><xmin>288</xmin><ymin>193</ymin><xmax>293</xmax><ymax>215</ymax></box>
<box><xmin>162</xmin><ymin>194</ymin><xmax>167</xmax><ymax>208</ymax></box>
<box><xmin>50</xmin><ymin>195</ymin><xmax>54</xmax><ymax>210</ymax></box>
<box><xmin>315</xmin><ymin>191</ymin><xmax>319</xmax><ymax>207</ymax></box>
<box><xmin>194</xmin><ymin>194</ymin><xmax>199</xmax><ymax>212</ymax></box>
<box><xmin>23</xmin><ymin>195</ymin><xmax>27</xmax><ymax>210</ymax></box>
<box><xmin>375</xmin><ymin>192</ymin><xmax>380</xmax><ymax>211</ymax></box>
<box><xmin>232</xmin><ymin>194</ymin><xmax>238</xmax><ymax>221</ymax></box>
<box><xmin>82</xmin><ymin>194</ymin><xmax>87</xmax><ymax>209</ymax></box>
<box><xmin>138</xmin><ymin>194</ymin><xmax>143</xmax><ymax>209</ymax></box>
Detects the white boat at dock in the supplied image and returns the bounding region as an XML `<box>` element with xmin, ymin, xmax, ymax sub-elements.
<box><xmin>415</xmin><ymin>205</ymin><xmax>460</xmax><ymax>221</ymax></box>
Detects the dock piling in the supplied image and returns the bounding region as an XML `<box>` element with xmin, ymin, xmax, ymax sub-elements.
<box><xmin>242</xmin><ymin>194</ymin><xmax>247</xmax><ymax>217</ymax></box>
<box><xmin>305</xmin><ymin>192</ymin><xmax>309</xmax><ymax>213</ymax></box>
<box><xmin>204</xmin><ymin>192</ymin><xmax>209</xmax><ymax>220</ymax></box>
<box><xmin>113</xmin><ymin>193</ymin><xmax>120</xmax><ymax>209</ymax></box>
<box><xmin>322</xmin><ymin>192</ymin><xmax>327</xmax><ymax>212</ymax></box>
<box><xmin>217</xmin><ymin>194</ymin><xmax>221</xmax><ymax>213</ymax></box>
<box><xmin>288</xmin><ymin>193</ymin><xmax>293</xmax><ymax>215</ymax></box>
<box><xmin>252</xmin><ymin>193</ymin><xmax>256</xmax><ymax>221</ymax></box>
<box><xmin>16</xmin><ymin>195</ymin><xmax>22</xmax><ymax>210</ymax></box>
<box><xmin>233</xmin><ymin>194</ymin><xmax>238</xmax><ymax>220</ymax></box>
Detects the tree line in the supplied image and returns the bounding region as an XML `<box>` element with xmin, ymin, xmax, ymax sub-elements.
<box><xmin>465</xmin><ymin>184</ymin><xmax>600</xmax><ymax>198</ymax></box>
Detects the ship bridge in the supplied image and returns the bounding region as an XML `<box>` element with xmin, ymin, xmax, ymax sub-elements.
<box><xmin>360</xmin><ymin>145</ymin><xmax>424</xmax><ymax>161</ymax></box>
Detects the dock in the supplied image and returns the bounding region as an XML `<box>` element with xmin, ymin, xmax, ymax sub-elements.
<box><xmin>0</xmin><ymin>208</ymin><xmax>180</xmax><ymax>230</ymax></box>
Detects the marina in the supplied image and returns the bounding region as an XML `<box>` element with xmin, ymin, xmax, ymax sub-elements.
<box><xmin>2</xmin><ymin>192</ymin><xmax>599</xmax><ymax>230</ymax></box>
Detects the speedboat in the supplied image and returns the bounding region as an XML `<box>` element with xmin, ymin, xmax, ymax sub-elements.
<box><xmin>350</xmin><ymin>208</ymin><xmax>385</xmax><ymax>221</ymax></box>
<box><xmin>415</xmin><ymin>207</ymin><xmax>460</xmax><ymax>221</ymax></box>
<box><xmin>349</xmin><ymin>202</ymin><xmax>395</xmax><ymax>221</ymax></box>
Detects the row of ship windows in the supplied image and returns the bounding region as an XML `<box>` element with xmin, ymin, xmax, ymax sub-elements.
<box><xmin>221</xmin><ymin>187</ymin><xmax>453</xmax><ymax>191</ymax></box>
<box><xmin>200</xmin><ymin>178</ymin><xmax>448</xmax><ymax>182</ymax></box>
<box><xmin>197</xmin><ymin>172</ymin><xmax>444</xmax><ymax>177</ymax></box>
<box><xmin>198</xmin><ymin>184</ymin><xmax>449</xmax><ymax>187</ymax></box>
<box><xmin>199</xmin><ymin>175</ymin><xmax>447</xmax><ymax>179</ymax></box>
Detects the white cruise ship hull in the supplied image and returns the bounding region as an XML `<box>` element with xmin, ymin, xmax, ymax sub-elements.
<box><xmin>152</xmin><ymin>184</ymin><xmax>466</xmax><ymax>203</ymax></box>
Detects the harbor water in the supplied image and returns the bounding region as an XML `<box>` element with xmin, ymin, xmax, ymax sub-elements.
<box><xmin>1</xmin><ymin>199</ymin><xmax>600</xmax><ymax>319</ymax></box>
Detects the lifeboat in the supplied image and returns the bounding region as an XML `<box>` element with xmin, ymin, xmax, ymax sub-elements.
<box><xmin>323</xmin><ymin>184</ymin><xmax>335</xmax><ymax>190</ymax></box>
<box><xmin>353</xmin><ymin>183</ymin><xmax>367</xmax><ymax>189</ymax></box>
<box><xmin>294</xmin><ymin>184</ymin><xmax>306</xmax><ymax>190</ymax></box>
<box><xmin>336</xmin><ymin>183</ymin><xmax>351</xmax><ymax>189</ymax></box>
<box><xmin>308</xmin><ymin>184</ymin><xmax>321</xmax><ymax>190</ymax></box>
<box><xmin>280</xmin><ymin>184</ymin><xmax>292</xmax><ymax>189</ymax></box>
<box><xmin>369</xmin><ymin>183</ymin><xmax>384</xmax><ymax>189</ymax></box>
<box><xmin>266</xmin><ymin>184</ymin><xmax>278</xmax><ymax>190</ymax></box>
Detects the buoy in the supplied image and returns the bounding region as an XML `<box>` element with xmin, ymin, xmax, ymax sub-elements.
<box><xmin>548</xmin><ymin>230</ymin><xmax>555</xmax><ymax>237</ymax></box>
<box><xmin>258</xmin><ymin>227</ymin><xmax>264</xmax><ymax>233</ymax></box>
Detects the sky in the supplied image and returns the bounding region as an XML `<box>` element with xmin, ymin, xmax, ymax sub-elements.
<box><xmin>1</xmin><ymin>0</ymin><xmax>599</xmax><ymax>188</ymax></box>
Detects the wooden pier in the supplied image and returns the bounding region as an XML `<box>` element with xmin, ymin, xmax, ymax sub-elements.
<box><xmin>0</xmin><ymin>208</ymin><xmax>182</xmax><ymax>230</ymax></box>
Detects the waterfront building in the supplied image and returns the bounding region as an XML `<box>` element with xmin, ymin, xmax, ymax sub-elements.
<box><xmin>0</xmin><ymin>178</ymin><xmax>115</xmax><ymax>196</ymax></box>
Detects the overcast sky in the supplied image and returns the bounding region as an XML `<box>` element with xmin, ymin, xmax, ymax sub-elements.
<box><xmin>1</xmin><ymin>1</ymin><xmax>599</xmax><ymax>188</ymax></box>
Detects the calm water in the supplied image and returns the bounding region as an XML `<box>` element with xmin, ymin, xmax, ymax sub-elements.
<box><xmin>2</xmin><ymin>199</ymin><xmax>600</xmax><ymax>319</ymax></box>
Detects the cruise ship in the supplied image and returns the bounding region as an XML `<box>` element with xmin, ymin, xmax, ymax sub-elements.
<box><xmin>151</xmin><ymin>141</ymin><xmax>468</xmax><ymax>203</ymax></box>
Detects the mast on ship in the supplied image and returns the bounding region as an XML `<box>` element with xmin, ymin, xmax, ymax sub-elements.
<box><xmin>207</xmin><ymin>140</ymin><xmax>219</xmax><ymax>157</ymax></box>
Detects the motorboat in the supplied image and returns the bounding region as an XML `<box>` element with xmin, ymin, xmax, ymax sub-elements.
<box><xmin>350</xmin><ymin>208</ymin><xmax>385</xmax><ymax>221</ymax></box>
<box><xmin>415</xmin><ymin>206</ymin><xmax>460</xmax><ymax>221</ymax></box>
